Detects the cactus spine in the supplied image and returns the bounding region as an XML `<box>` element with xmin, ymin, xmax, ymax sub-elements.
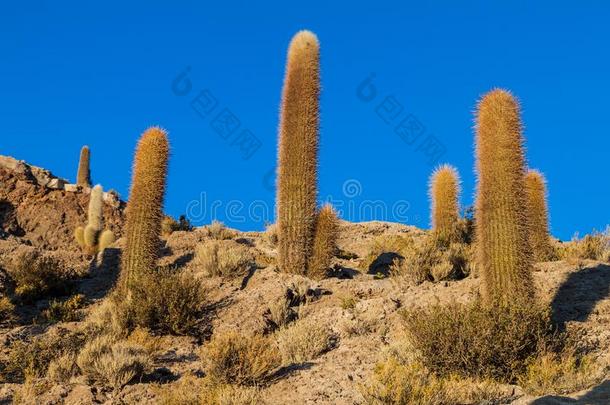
<box><xmin>120</xmin><ymin>127</ymin><xmax>169</xmax><ymax>290</ymax></box>
<box><xmin>429</xmin><ymin>165</ymin><xmax>461</xmax><ymax>243</ymax></box>
<box><xmin>475</xmin><ymin>89</ymin><xmax>534</xmax><ymax>306</ymax></box>
<box><xmin>77</xmin><ymin>145</ymin><xmax>91</xmax><ymax>187</ymax></box>
<box><xmin>525</xmin><ymin>169</ymin><xmax>554</xmax><ymax>261</ymax></box>
<box><xmin>308</xmin><ymin>204</ymin><xmax>339</xmax><ymax>280</ymax></box>
<box><xmin>276</xmin><ymin>30</ymin><xmax>320</xmax><ymax>275</ymax></box>
<box><xmin>74</xmin><ymin>184</ymin><xmax>115</xmax><ymax>255</ymax></box>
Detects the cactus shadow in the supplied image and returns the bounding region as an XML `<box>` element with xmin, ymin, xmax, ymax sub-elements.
<box><xmin>550</xmin><ymin>263</ymin><xmax>610</xmax><ymax>327</ymax></box>
<box><xmin>80</xmin><ymin>247</ymin><xmax>121</xmax><ymax>300</ymax></box>
<box><xmin>530</xmin><ymin>379</ymin><xmax>610</xmax><ymax>404</ymax></box>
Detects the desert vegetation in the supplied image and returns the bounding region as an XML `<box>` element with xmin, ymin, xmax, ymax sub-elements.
<box><xmin>0</xmin><ymin>29</ymin><xmax>608</xmax><ymax>405</ymax></box>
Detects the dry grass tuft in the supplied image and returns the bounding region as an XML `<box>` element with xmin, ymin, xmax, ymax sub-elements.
<box><xmin>194</xmin><ymin>239</ymin><xmax>254</xmax><ymax>277</ymax></box>
<box><xmin>519</xmin><ymin>349</ymin><xmax>607</xmax><ymax>395</ymax></box>
<box><xmin>202</xmin><ymin>331</ymin><xmax>281</xmax><ymax>386</ymax></box>
<box><xmin>1</xmin><ymin>329</ymin><xmax>85</xmax><ymax>382</ymax></box>
<box><xmin>275</xmin><ymin>317</ymin><xmax>336</xmax><ymax>364</ymax></box>
<box><xmin>204</xmin><ymin>220</ymin><xmax>237</xmax><ymax>240</ymax></box>
<box><xmin>46</xmin><ymin>353</ymin><xmax>78</xmax><ymax>383</ymax></box>
<box><xmin>263</xmin><ymin>223</ymin><xmax>278</xmax><ymax>246</ymax></box>
<box><xmin>77</xmin><ymin>334</ymin><xmax>149</xmax><ymax>389</ymax></box>
<box><xmin>557</xmin><ymin>230</ymin><xmax>610</xmax><ymax>264</ymax></box>
<box><xmin>154</xmin><ymin>374</ymin><xmax>262</xmax><ymax>405</ymax></box>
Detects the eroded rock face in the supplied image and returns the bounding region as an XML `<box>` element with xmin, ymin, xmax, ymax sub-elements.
<box><xmin>0</xmin><ymin>157</ymin><xmax>125</xmax><ymax>251</ymax></box>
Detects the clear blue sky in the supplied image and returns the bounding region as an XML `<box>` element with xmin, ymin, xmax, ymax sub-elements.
<box><xmin>2</xmin><ymin>1</ymin><xmax>608</xmax><ymax>240</ymax></box>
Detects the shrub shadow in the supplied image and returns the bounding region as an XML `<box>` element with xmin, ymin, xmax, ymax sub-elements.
<box><xmin>269</xmin><ymin>362</ymin><xmax>315</xmax><ymax>382</ymax></box>
<box><xmin>551</xmin><ymin>264</ymin><xmax>610</xmax><ymax>327</ymax></box>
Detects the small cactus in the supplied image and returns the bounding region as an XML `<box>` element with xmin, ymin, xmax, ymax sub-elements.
<box><xmin>475</xmin><ymin>89</ymin><xmax>534</xmax><ymax>307</ymax></box>
<box><xmin>525</xmin><ymin>169</ymin><xmax>554</xmax><ymax>261</ymax></box>
<box><xmin>74</xmin><ymin>184</ymin><xmax>115</xmax><ymax>255</ymax></box>
<box><xmin>276</xmin><ymin>30</ymin><xmax>320</xmax><ymax>275</ymax></box>
<box><xmin>120</xmin><ymin>127</ymin><xmax>169</xmax><ymax>290</ymax></box>
<box><xmin>76</xmin><ymin>145</ymin><xmax>91</xmax><ymax>187</ymax></box>
<box><xmin>308</xmin><ymin>204</ymin><xmax>339</xmax><ymax>280</ymax></box>
<box><xmin>429</xmin><ymin>165</ymin><xmax>461</xmax><ymax>243</ymax></box>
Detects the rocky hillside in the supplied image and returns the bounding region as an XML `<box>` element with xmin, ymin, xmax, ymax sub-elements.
<box><xmin>0</xmin><ymin>158</ymin><xmax>608</xmax><ymax>404</ymax></box>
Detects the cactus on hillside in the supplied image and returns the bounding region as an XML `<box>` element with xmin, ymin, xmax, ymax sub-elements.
<box><xmin>308</xmin><ymin>204</ymin><xmax>339</xmax><ymax>280</ymax></box>
<box><xmin>74</xmin><ymin>184</ymin><xmax>115</xmax><ymax>255</ymax></box>
<box><xmin>276</xmin><ymin>30</ymin><xmax>320</xmax><ymax>275</ymax></box>
<box><xmin>429</xmin><ymin>165</ymin><xmax>461</xmax><ymax>243</ymax></box>
<box><xmin>120</xmin><ymin>127</ymin><xmax>169</xmax><ymax>290</ymax></box>
<box><xmin>475</xmin><ymin>89</ymin><xmax>534</xmax><ymax>306</ymax></box>
<box><xmin>76</xmin><ymin>145</ymin><xmax>91</xmax><ymax>187</ymax></box>
<box><xmin>525</xmin><ymin>169</ymin><xmax>554</xmax><ymax>262</ymax></box>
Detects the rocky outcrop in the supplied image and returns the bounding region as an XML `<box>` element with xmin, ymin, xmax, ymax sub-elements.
<box><xmin>0</xmin><ymin>155</ymin><xmax>125</xmax><ymax>251</ymax></box>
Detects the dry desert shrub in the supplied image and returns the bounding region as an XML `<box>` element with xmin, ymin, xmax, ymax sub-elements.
<box><xmin>399</xmin><ymin>300</ymin><xmax>599</xmax><ymax>385</ymax></box>
<box><xmin>275</xmin><ymin>317</ymin><xmax>336</xmax><ymax>364</ymax></box>
<box><xmin>161</xmin><ymin>214</ymin><xmax>193</xmax><ymax>237</ymax></box>
<box><xmin>76</xmin><ymin>334</ymin><xmax>149</xmax><ymax>389</ymax></box>
<box><xmin>195</xmin><ymin>239</ymin><xmax>254</xmax><ymax>277</ymax></box>
<box><xmin>125</xmin><ymin>266</ymin><xmax>205</xmax><ymax>335</ymax></box>
<box><xmin>126</xmin><ymin>326</ymin><xmax>166</xmax><ymax>355</ymax></box>
<box><xmin>204</xmin><ymin>220</ymin><xmax>237</xmax><ymax>240</ymax></box>
<box><xmin>263</xmin><ymin>223</ymin><xmax>278</xmax><ymax>246</ymax></box>
<box><xmin>5</xmin><ymin>248</ymin><xmax>73</xmax><ymax>302</ymax></box>
<box><xmin>42</xmin><ymin>293</ymin><xmax>86</xmax><ymax>323</ymax></box>
<box><xmin>85</xmin><ymin>267</ymin><xmax>204</xmax><ymax>337</ymax></box>
<box><xmin>265</xmin><ymin>295</ymin><xmax>297</xmax><ymax>331</ymax></box>
<box><xmin>202</xmin><ymin>331</ymin><xmax>281</xmax><ymax>386</ymax></box>
<box><xmin>0</xmin><ymin>296</ymin><xmax>15</xmax><ymax>324</ymax></box>
<box><xmin>390</xmin><ymin>236</ymin><xmax>469</xmax><ymax>285</ymax></box>
<box><xmin>0</xmin><ymin>329</ymin><xmax>85</xmax><ymax>382</ymax></box>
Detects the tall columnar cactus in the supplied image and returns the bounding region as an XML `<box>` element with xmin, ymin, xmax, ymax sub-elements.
<box><xmin>429</xmin><ymin>165</ymin><xmax>461</xmax><ymax>243</ymax></box>
<box><xmin>276</xmin><ymin>30</ymin><xmax>320</xmax><ymax>275</ymax></box>
<box><xmin>475</xmin><ymin>89</ymin><xmax>534</xmax><ymax>306</ymax></box>
<box><xmin>308</xmin><ymin>204</ymin><xmax>339</xmax><ymax>280</ymax></box>
<box><xmin>525</xmin><ymin>169</ymin><xmax>554</xmax><ymax>262</ymax></box>
<box><xmin>120</xmin><ymin>127</ymin><xmax>169</xmax><ymax>290</ymax></box>
<box><xmin>76</xmin><ymin>145</ymin><xmax>91</xmax><ymax>187</ymax></box>
<box><xmin>75</xmin><ymin>184</ymin><xmax>115</xmax><ymax>255</ymax></box>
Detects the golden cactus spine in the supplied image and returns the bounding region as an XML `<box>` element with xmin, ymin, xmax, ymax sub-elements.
<box><xmin>276</xmin><ymin>30</ymin><xmax>320</xmax><ymax>275</ymax></box>
<box><xmin>74</xmin><ymin>184</ymin><xmax>115</xmax><ymax>254</ymax></box>
<box><xmin>76</xmin><ymin>145</ymin><xmax>91</xmax><ymax>187</ymax></box>
<box><xmin>475</xmin><ymin>89</ymin><xmax>534</xmax><ymax>306</ymax></box>
<box><xmin>120</xmin><ymin>127</ymin><xmax>169</xmax><ymax>289</ymax></box>
<box><xmin>308</xmin><ymin>204</ymin><xmax>339</xmax><ymax>280</ymax></box>
<box><xmin>429</xmin><ymin>165</ymin><xmax>461</xmax><ymax>242</ymax></box>
<box><xmin>525</xmin><ymin>169</ymin><xmax>554</xmax><ymax>261</ymax></box>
